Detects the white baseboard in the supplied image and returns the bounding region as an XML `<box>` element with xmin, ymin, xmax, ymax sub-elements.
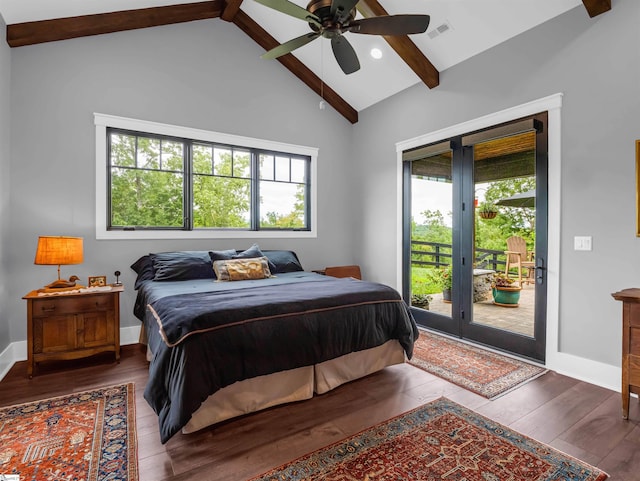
<box><xmin>120</xmin><ymin>325</ymin><xmax>142</xmax><ymax>345</ymax></box>
<box><xmin>0</xmin><ymin>340</ymin><xmax>26</xmax><ymax>381</ymax></box>
<box><xmin>547</xmin><ymin>351</ymin><xmax>620</xmax><ymax>393</ymax></box>
<box><xmin>0</xmin><ymin>325</ymin><xmax>142</xmax><ymax>382</ymax></box>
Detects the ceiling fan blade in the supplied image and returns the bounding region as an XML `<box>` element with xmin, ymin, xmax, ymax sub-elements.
<box><xmin>348</xmin><ymin>14</ymin><xmax>430</xmax><ymax>35</ymax></box>
<box><xmin>254</xmin><ymin>0</ymin><xmax>321</xmax><ymax>27</ymax></box>
<box><xmin>331</xmin><ymin>35</ymin><xmax>360</xmax><ymax>75</ymax></box>
<box><xmin>330</xmin><ymin>0</ymin><xmax>359</xmax><ymax>24</ymax></box>
<box><xmin>261</xmin><ymin>32</ymin><xmax>321</xmax><ymax>60</ymax></box>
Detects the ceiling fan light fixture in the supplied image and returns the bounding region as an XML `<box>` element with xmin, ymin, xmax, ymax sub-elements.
<box><xmin>257</xmin><ymin>0</ymin><xmax>430</xmax><ymax>75</ymax></box>
<box><xmin>370</xmin><ymin>47</ymin><xmax>383</xmax><ymax>59</ymax></box>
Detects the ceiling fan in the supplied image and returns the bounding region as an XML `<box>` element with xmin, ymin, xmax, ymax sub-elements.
<box><xmin>254</xmin><ymin>0</ymin><xmax>430</xmax><ymax>74</ymax></box>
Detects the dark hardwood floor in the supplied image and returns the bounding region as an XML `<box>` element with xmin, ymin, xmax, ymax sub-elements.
<box><xmin>1</xmin><ymin>344</ymin><xmax>638</xmax><ymax>480</ymax></box>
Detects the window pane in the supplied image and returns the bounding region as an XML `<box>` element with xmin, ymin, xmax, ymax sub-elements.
<box><xmin>275</xmin><ymin>156</ymin><xmax>290</xmax><ymax>182</ymax></box>
<box><xmin>260</xmin><ymin>154</ymin><xmax>274</xmax><ymax>180</ymax></box>
<box><xmin>110</xmin><ymin>133</ymin><xmax>136</xmax><ymax>167</ymax></box>
<box><xmin>137</xmin><ymin>137</ymin><xmax>160</xmax><ymax>169</ymax></box>
<box><xmin>161</xmin><ymin>140</ymin><xmax>184</xmax><ymax>171</ymax></box>
<box><xmin>233</xmin><ymin>150</ymin><xmax>251</xmax><ymax>178</ymax></box>
<box><xmin>106</xmin><ymin>125</ymin><xmax>312</xmax><ymax>233</ymax></box>
<box><xmin>193</xmin><ymin>143</ymin><xmax>213</xmax><ymax>175</ymax></box>
<box><xmin>259</xmin><ymin>181</ymin><xmax>306</xmax><ymax>229</ymax></box>
<box><xmin>110</xmin><ymin>168</ymin><xmax>183</xmax><ymax>227</ymax></box>
<box><xmin>410</xmin><ymin>148</ymin><xmax>453</xmax><ymax>317</ymax></box>
<box><xmin>214</xmin><ymin>147</ymin><xmax>232</xmax><ymax>176</ymax></box>
<box><xmin>291</xmin><ymin>158</ymin><xmax>306</xmax><ymax>183</ymax></box>
<box><xmin>193</xmin><ymin>175</ymin><xmax>250</xmax><ymax>228</ymax></box>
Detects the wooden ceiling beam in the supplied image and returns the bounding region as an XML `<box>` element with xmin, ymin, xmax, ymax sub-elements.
<box><xmin>6</xmin><ymin>1</ymin><xmax>223</xmax><ymax>47</ymax></box>
<box><xmin>221</xmin><ymin>0</ymin><xmax>244</xmax><ymax>22</ymax></box>
<box><xmin>357</xmin><ymin>0</ymin><xmax>439</xmax><ymax>89</ymax></box>
<box><xmin>232</xmin><ymin>9</ymin><xmax>358</xmax><ymax>124</ymax></box>
<box><xmin>582</xmin><ymin>0</ymin><xmax>611</xmax><ymax>18</ymax></box>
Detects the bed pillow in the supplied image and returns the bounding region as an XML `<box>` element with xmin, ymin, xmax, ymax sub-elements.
<box><xmin>233</xmin><ymin>244</ymin><xmax>277</xmax><ymax>272</ymax></box>
<box><xmin>150</xmin><ymin>251</ymin><xmax>214</xmax><ymax>281</ymax></box>
<box><xmin>263</xmin><ymin>250</ymin><xmax>304</xmax><ymax>273</ymax></box>
<box><xmin>213</xmin><ymin>257</ymin><xmax>273</xmax><ymax>281</ymax></box>
<box><xmin>233</xmin><ymin>243</ymin><xmax>265</xmax><ymax>259</ymax></box>
<box><xmin>130</xmin><ymin>255</ymin><xmax>155</xmax><ymax>289</ymax></box>
<box><xmin>209</xmin><ymin>249</ymin><xmax>237</xmax><ymax>263</ymax></box>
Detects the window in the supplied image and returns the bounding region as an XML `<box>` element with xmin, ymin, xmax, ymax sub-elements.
<box><xmin>95</xmin><ymin>114</ymin><xmax>317</xmax><ymax>240</ymax></box>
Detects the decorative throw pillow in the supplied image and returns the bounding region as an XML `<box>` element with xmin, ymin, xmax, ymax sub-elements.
<box><xmin>213</xmin><ymin>257</ymin><xmax>273</xmax><ymax>281</ymax></box>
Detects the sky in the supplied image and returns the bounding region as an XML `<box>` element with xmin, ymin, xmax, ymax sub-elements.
<box><xmin>412</xmin><ymin>178</ymin><xmax>489</xmax><ymax>227</ymax></box>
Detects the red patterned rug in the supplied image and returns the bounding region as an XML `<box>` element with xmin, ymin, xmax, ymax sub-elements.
<box><xmin>409</xmin><ymin>329</ymin><xmax>547</xmax><ymax>399</ymax></box>
<box><xmin>249</xmin><ymin>397</ymin><xmax>608</xmax><ymax>481</ymax></box>
<box><xmin>0</xmin><ymin>383</ymin><xmax>138</xmax><ymax>480</ymax></box>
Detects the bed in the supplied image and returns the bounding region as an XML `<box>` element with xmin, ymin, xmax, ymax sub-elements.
<box><xmin>132</xmin><ymin>246</ymin><xmax>419</xmax><ymax>443</ymax></box>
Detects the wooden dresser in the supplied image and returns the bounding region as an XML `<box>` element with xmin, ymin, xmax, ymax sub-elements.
<box><xmin>612</xmin><ymin>287</ymin><xmax>640</xmax><ymax>419</ymax></box>
<box><xmin>23</xmin><ymin>285</ymin><xmax>124</xmax><ymax>378</ymax></box>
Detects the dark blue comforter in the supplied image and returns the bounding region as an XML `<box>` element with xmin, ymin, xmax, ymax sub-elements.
<box><xmin>135</xmin><ymin>272</ymin><xmax>418</xmax><ymax>443</ymax></box>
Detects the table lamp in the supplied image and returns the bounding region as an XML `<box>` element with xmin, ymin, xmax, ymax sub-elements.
<box><xmin>34</xmin><ymin>236</ymin><xmax>84</xmax><ymax>289</ymax></box>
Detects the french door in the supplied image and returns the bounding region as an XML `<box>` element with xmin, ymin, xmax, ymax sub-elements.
<box><xmin>402</xmin><ymin>113</ymin><xmax>548</xmax><ymax>362</ymax></box>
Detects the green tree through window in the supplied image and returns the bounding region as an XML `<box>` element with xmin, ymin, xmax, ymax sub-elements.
<box><xmin>107</xmin><ymin>129</ymin><xmax>310</xmax><ymax>231</ymax></box>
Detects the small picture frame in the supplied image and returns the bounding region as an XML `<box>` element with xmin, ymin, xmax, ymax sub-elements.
<box><xmin>88</xmin><ymin>275</ymin><xmax>107</xmax><ymax>287</ymax></box>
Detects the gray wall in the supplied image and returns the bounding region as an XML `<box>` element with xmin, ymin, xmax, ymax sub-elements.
<box><xmin>353</xmin><ymin>0</ymin><xmax>640</xmax><ymax>367</ymax></box>
<box><xmin>0</xmin><ymin>14</ymin><xmax>11</xmax><ymax>354</ymax></box>
<box><xmin>7</xmin><ymin>19</ymin><xmax>356</xmax><ymax>340</ymax></box>
<box><xmin>3</xmin><ymin>1</ymin><xmax>638</xmax><ymax>373</ymax></box>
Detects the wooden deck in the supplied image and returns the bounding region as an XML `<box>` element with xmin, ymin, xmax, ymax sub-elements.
<box><xmin>427</xmin><ymin>282</ymin><xmax>535</xmax><ymax>337</ymax></box>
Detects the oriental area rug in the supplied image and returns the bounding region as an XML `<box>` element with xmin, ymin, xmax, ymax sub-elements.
<box><xmin>249</xmin><ymin>397</ymin><xmax>608</xmax><ymax>481</ymax></box>
<box><xmin>0</xmin><ymin>383</ymin><xmax>138</xmax><ymax>481</ymax></box>
<box><xmin>409</xmin><ymin>329</ymin><xmax>547</xmax><ymax>399</ymax></box>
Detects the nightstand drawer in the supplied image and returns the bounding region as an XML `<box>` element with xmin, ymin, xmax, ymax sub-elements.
<box><xmin>32</xmin><ymin>294</ymin><xmax>114</xmax><ymax>316</ymax></box>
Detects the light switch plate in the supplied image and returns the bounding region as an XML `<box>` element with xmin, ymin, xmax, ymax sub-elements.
<box><xmin>574</xmin><ymin>236</ymin><xmax>592</xmax><ymax>251</ymax></box>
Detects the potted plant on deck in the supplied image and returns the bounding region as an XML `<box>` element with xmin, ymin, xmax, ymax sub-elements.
<box><xmin>429</xmin><ymin>265</ymin><xmax>453</xmax><ymax>303</ymax></box>
<box><xmin>410</xmin><ymin>293</ymin><xmax>432</xmax><ymax>310</ymax></box>
<box><xmin>492</xmin><ymin>273</ymin><xmax>521</xmax><ymax>307</ymax></box>
<box><xmin>478</xmin><ymin>202</ymin><xmax>498</xmax><ymax>219</ymax></box>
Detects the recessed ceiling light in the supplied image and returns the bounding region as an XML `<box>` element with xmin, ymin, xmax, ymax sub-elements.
<box><xmin>370</xmin><ymin>48</ymin><xmax>383</xmax><ymax>60</ymax></box>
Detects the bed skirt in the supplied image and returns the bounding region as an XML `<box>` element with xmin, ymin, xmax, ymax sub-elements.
<box><xmin>181</xmin><ymin>339</ymin><xmax>405</xmax><ymax>434</ymax></box>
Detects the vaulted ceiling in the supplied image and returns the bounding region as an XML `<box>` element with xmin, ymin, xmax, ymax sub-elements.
<box><xmin>1</xmin><ymin>0</ymin><xmax>610</xmax><ymax>124</ymax></box>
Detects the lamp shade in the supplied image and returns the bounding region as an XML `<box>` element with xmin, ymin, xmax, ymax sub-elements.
<box><xmin>34</xmin><ymin>236</ymin><xmax>84</xmax><ymax>266</ymax></box>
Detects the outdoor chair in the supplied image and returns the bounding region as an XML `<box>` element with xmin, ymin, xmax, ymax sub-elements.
<box><xmin>504</xmin><ymin>236</ymin><xmax>535</xmax><ymax>286</ymax></box>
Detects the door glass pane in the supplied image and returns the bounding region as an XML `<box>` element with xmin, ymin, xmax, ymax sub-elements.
<box><xmin>409</xmin><ymin>147</ymin><xmax>453</xmax><ymax>318</ymax></box>
<box><xmin>472</xmin><ymin>131</ymin><xmax>536</xmax><ymax>337</ymax></box>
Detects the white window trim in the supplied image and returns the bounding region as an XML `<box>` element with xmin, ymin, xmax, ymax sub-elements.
<box><xmin>94</xmin><ymin>113</ymin><xmax>318</xmax><ymax>240</ymax></box>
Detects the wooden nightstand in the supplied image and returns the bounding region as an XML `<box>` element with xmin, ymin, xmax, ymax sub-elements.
<box><xmin>23</xmin><ymin>285</ymin><xmax>124</xmax><ymax>378</ymax></box>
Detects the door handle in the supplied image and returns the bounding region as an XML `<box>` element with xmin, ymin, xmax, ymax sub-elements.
<box><xmin>535</xmin><ymin>258</ymin><xmax>545</xmax><ymax>284</ymax></box>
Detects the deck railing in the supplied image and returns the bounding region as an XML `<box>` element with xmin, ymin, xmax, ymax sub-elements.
<box><xmin>411</xmin><ymin>239</ymin><xmax>506</xmax><ymax>272</ymax></box>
